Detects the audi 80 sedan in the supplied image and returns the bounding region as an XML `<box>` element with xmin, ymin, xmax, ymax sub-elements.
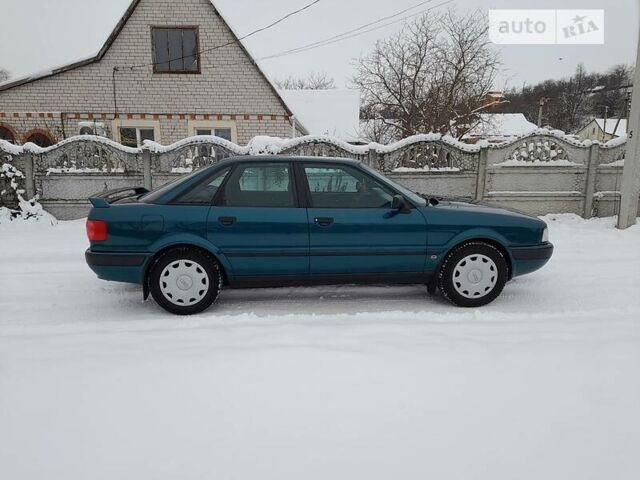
<box><xmin>85</xmin><ymin>156</ymin><xmax>553</xmax><ymax>315</ymax></box>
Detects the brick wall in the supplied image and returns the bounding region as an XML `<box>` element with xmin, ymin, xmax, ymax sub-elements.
<box><xmin>0</xmin><ymin>0</ymin><xmax>297</xmax><ymax>144</ymax></box>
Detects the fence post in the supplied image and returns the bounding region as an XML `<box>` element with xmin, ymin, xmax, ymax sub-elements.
<box><xmin>142</xmin><ymin>149</ymin><xmax>152</xmax><ymax>190</ymax></box>
<box><xmin>474</xmin><ymin>144</ymin><xmax>489</xmax><ymax>202</ymax></box>
<box><xmin>583</xmin><ymin>142</ymin><xmax>600</xmax><ymax>218</ymax></box>
<box><xmin>368</xmin><ymin>148</ymin><xmax>380</xmax><ymax>170</ymax></box>
<box><xmin>23</xmin><ymin>152</ymin><xmax>36</xmax><ymax>200</ymax></box>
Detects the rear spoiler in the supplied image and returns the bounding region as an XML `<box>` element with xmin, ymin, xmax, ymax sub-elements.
<box><xmin>89</xmin><ymin>187</ymin><xmax>149</xmax><ymax>208</ymax></box>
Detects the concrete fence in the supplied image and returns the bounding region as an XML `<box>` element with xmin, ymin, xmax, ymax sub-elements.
<box><xmin>1</xmin><ymin>130</ymin><xmax>636</xmax><ymax>220</ymax></box>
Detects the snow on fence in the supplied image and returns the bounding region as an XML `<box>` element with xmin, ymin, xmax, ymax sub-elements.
<box><xmin>0</xmin><ymin>130</ymin><xmax>635</xmax><ymax>220</ymax></box>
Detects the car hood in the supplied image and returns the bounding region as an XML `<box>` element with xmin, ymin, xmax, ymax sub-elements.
<box><xmin>425</xmin><ymin>199</ymin><xmax>539</xmax><ymax>221</ymax></box>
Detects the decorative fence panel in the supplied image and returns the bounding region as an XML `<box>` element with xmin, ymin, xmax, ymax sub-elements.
<box><xmin>1</xmin><ymin>132</ymin><xmax>637</xmax><ymax>220</ymax></box>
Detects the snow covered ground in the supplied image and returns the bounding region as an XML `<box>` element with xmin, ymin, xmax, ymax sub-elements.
<box><xmin>1</xmin><ymin>215</ymin><xmax>639</xmax><ymax>479</ymax></box>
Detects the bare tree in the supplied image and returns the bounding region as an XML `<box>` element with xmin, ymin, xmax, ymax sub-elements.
<box><xmin>0</xmin><ymin>68</ymin><xmax>10</xmax><ymax>83</ymax></box>
<box><xmin>275</xmin><ymin>71</ymin><xmax>336</xmax><ymax>90</ymax></box>
<box><xmin>353</xmin><ymin>10</ymin><xmax>502</xmax><ymax>138</ymax></box>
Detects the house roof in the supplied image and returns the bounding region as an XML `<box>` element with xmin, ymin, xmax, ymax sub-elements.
<box><xmin>0</xmin><ymin>0</ymin><xmax>142</xmax><ymax>93</ymax></box>
<box><xmin>278</xmin><ymin>89</ymin><xmax>361</xmax><ymax>142</ymax></box>
<box><xmin>464</xmin><ymin>113</ymin><xmax>538</xmax><ymax>138</ymax></box>
<box><xmin>0</xmin><ymin>0</ymin><xmax>306</xmax><ymax>133</ymax></box>
<box><xmin>595</xmin><ymin>118</ymin><xmax>627</xmax><ymax>137</ymax></box>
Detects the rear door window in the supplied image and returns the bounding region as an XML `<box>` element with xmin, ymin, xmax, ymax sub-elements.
<box><xmin>217</xmin><ymin>163</ymin><xmax>295</xmax><ymax>208</ymax></box>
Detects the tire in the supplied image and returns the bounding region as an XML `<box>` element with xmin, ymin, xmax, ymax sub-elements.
<box><xmin>437</xmin><ymin>241</ymin><xmax>508</xmax><ymax>308</ymax></box>
<box><xmin>148</xmin><ymin>248</ymin><xmax>222</xmax><ymax>315</ymax></box>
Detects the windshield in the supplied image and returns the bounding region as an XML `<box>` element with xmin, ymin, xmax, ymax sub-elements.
<box><xmin>140</xmin><ymin>168</ymin><xmax>207</xmax><ymax>203</ymax></box>
<box><xmin>359</xmin><ymin>163</ymin><xmax>427</xmax><ymax>207</ymax></box>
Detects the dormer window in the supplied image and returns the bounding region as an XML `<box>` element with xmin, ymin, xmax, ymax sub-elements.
<box><xmin>152</xmin><ymin>27</ymin><xmax>200</xmax><ymax>73</ymax></box>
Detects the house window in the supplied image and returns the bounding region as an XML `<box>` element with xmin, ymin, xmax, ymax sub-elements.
<box><xmin>196</xmin><ymin>128</ymin><xmax>232</xmax><ymax>141</ymax></box>
<box><xmin>188</xmin><ymin>120</ymin><xmax>237</xmax><ymax>143</ymax></box>
<box><xmin>119</xmin><ymin>127</ymin><xmax>155</xmax><ymax>147</ymax></box>
<box><xmin>152</xmin><ymin>27</ymin><xmax>199</xmax><ymax>73</ymax></box>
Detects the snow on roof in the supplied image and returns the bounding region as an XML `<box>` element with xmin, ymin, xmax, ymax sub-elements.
<box><xmin>595</xmin><ymin>118</ymin><xmax>627</xmax><ymax>137</ymax></box>
<box><xmin>464</xmin><ymin>113</ymin><xmax>538</xmax><ymax>138</ymax></box>
<box><xmin>278</xmin><ymin>89</ymin><xmax>361</xmax><ymax>142</ymax></box>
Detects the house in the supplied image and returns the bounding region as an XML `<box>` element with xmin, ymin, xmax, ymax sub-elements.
<box><xmin>279</xmin><ymin>89</ymin><xmax>361</xmax><ymax>143</ymax></box>
<box><xmin>0</xmin><ymin>0</ymin><xmax>306</xmax><ymax>147</ymax></box>
<box><xmin>462</xmin><ymin>113</ymin><xmax>538</xmax><ymax>144</ymax></box>
<box><xmin>575</xmin><ymin>118</ymin><xmax>627</xmax><ymax>142</ymax></box>
<box><xmin>480</xmin><ymin>91</ymin><xmax>507</xmax><ymax>110</ymax></box>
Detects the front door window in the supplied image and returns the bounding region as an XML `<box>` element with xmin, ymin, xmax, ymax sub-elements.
<box><xmin>303</xmin><ymin>165</ymin><xmax>394</xmax><ymax>208</ymax></box>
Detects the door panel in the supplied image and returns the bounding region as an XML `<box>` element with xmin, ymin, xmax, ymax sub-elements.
<box><xmin>301</xmin><ymin>164</ymin><xmax>427</xmax><ymax>275</ymax></box>
<box><xmin>206</xmin><ymin>162</ymin><xmax>309</xmax><ymax>277</ymax></box>
<box><xmin>308</xmin><ymin>208</ymin><xmax>427</xmax><ymax>274</ymax></box>
<box><xmin>207</xmin><ymin>207</ymin><xmax>308</xmax><ymax>276</ymax></box>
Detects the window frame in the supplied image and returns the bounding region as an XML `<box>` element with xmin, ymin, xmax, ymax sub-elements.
<box><xmin>112</xmin><ymin>119</ymin><xmax>161</xmax><ymax>147</ymax></box>
<box><xmin>298</xmin><ymin>162</ymin><xmax>400</xmax><ymax>210</ymax></box>
<box><xmin>213</xmin><ymin>161</ymin><xmax>299</xmax><ymax>208</ymax></box>
<box><xmin>188</xmin><ymin>119</ymin><xmax>238</xmax><ymax>143</ymax></box>
<box><xmin>151</xmin><ymin>26</ymin><xmax>201</xmax><ymax>75</ymax></box>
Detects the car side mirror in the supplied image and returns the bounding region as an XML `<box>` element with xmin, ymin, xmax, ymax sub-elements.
<box><xmin>391</xmin><ymin>194</ymin><xmax>411</xmax><ymax>213</ymax></box>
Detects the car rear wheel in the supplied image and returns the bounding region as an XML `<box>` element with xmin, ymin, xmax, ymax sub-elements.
<box><xmin>149</xmin><ymin>248</ymin><xmax>221</xmax><ymax>315</ymax></box>
<box><xmin>438</xmin><ymin>242</ymin><xmax>508</xmax><ymax>307</ymax></box>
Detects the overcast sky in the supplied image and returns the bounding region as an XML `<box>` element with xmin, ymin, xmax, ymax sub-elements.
<box><xmin>0</xmin><ymin>0</ymin><xmax>638</xmax><ymax>90</ymax></box>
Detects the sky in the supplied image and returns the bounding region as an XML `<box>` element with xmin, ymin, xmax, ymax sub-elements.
<box><xmin>0</xmin><ymin>0</ymin><xmax>638</xmax><ymax>91</ymax></box>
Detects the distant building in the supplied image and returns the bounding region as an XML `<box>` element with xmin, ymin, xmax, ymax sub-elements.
<box><xmin>279</xmin><ymin>89</ymin><xmax>361</xmax><ymax>143</ymax></box>
<box><xmin>462</xmin><ymin>113</ymin><xmax>538</xmax><ymax>144</ymax></box>
<box><xmin>0</xmin><ymin>0</ymin><xmax>306</xmax><ymax>147</ymax></box>
<box><xmin>480</xmin><ymin>91</ymin><xmax>507</xmax><ymax>110</ymax></box>
<box><xmin>575</xmin><ymin>118</ymin><xmax>627</xmax><ymax>142</ymax></box>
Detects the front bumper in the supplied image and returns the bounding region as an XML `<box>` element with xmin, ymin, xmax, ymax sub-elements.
<box><xmin>510</xmin><ymin>243</ymin><xmax>554</xmax><ymax>260</ymax></box>
<box><xmin>509</xmin><ymin>243</ymin><xmax>554</xmax><ymax>277</ymax></box>
<box><xmin>85</xmin><ymin>249</ymin><xmax>150</xmax><ymax>284</ymax></box>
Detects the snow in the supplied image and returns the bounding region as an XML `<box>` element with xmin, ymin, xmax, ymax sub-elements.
<box><xmin>490</xmin><ymin>128</ymin><xmax>592</xmax><ymax>149</ymax></box>
<box><xmin>596</xmin><ymin>118</ymin><xmax>627</xmax><ymax>137</ymax></box>
<box><xmin>603</xmin><ymin>133</ymin><xmax>628</xmax><ymax>148</ymax></box>
<box><xmin>393</xmin><ymin>166</ymin><xmax>461</xmax><ymax>172</ymax></box>
<box><xmin>464</xmin><ymin>113</ymin><xmax>538</xmax><ymax>139</ymax></box>
<box><xmin>279</xmin><ymin>89</ymin><xmax>361</xmax><ymax>142</ymax></box>
<box><xmin>1</xmin><ymin>215</ymin><xmax>639</xmax><ymax>479</ymax></box>
<box><xmin>493</xmin><ymin>159</ymin><xmax>581</xmax><ymax>167</ymax></box>
<box><xmin>0</xmin><ymin>138</ymin><xmax>23</xmax><ymax>155</ymax></box>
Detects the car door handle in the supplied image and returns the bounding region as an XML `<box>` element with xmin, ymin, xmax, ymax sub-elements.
<box><xmin>314</xmin><ymin>217</ymin><xmax>334</xmax><ymax>227</ymax></box>
<box><xmin>218</xmin><ymin>216</ymin><xmax>236</xmax><ymax>226</ymax></box>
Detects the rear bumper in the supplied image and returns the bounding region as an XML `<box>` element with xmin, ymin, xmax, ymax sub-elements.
<box><xmin>85</xmin><ymin>249</ymin><xmax>149</xmax><ymax>284</ymax></box>
<box><xmin>510</xmin><ymin>243</ymin><xmax>554</xmax><ymax>277</ymax></box>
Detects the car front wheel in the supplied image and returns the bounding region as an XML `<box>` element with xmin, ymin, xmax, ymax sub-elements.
<box><xmin>149</xmin><ymin>248</ymin><xmax>222</xmax><ymax>315</ymax></box>
<box><xmin>438</xmin><ymin>242</ymin><xmax>508</xmax><ymax>307</ymax></box>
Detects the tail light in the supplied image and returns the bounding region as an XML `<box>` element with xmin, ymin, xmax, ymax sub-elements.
<box><xmin>86</xmin><ymin>219</ymin><xmax>107</xmax><ymax>242</ymax></box>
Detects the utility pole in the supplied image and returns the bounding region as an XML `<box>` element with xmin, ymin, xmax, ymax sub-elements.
<box><xmin>617</xmin><ymin>25</ymin><xmax>640</xmax><ymax>229</ymax></box>
<box><xmin>537</xmin><ymin>98</ymin><xmax>549</xmax><ymax>127</ymax></box>
<box><xmin>603</xmin><ymin>105</ymin><xmax>609</xmax><ymax>141</ymax></box>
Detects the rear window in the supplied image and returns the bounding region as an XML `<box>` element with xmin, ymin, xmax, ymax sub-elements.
<box><xmin>141</xmin><ymin>168</ymin><xmax>209</xmax><ymax>203</ymax></box>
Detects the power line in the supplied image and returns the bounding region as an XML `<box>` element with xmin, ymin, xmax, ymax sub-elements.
<box><xmin>125</xmin><ymin>0</ymin><xmax>321</xmax><ymax>70</ymax></box>
<box><xmin>257</xmin><ymin>0</ymin><xmax>439</xmax><ymax>61</ymax></box>
<box><xmin>248</xmin><ymin>0</ymin><xmax>455</xmax><ymax>64</ymax></box>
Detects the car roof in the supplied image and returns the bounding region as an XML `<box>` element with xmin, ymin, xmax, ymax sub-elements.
<box><xmin>214</xmin><ymin>156</ymin><xmax>362</xmax><ymax>168</ymax></box>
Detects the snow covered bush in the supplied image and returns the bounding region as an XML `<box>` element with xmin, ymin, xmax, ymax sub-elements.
<box><xmin>0</xmin><ymin>162</ymin><xmax>56</xmax><ymax>225</ymax></box>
